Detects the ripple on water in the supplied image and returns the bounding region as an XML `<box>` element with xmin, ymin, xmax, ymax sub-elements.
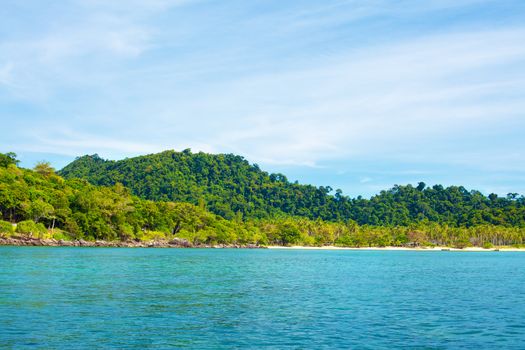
<box><xmin>0</xmin><ymin>248</ymin><xmax>525</xmax><ymax>349</ymax></box>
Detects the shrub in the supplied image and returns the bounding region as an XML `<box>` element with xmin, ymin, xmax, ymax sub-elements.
<box><xmin>0</xmin><ymin>220</ymin><xmax>14</xmax><ymax>237</ymax></box>
<box><xmin>16</xmin><ymin>220</ymin><xmax>47</xmax><ymax>238</ymax></box>
<box><xmin>482</xmin><ymin>242</ymin><xmax>494</xmax><ymax>249</ymax></box>
<box><xmin>117</xmin><ymin>223</ymin><xmax>135</xmax><ymax>241</ymax></box>
<box><xmin>52</xmin><ymin>229</ymin><xmax>74</xmax><ymax>241</ymax></box>
<box><xmin>16</xmin><ymin>220</ymin><xmax>35</xmax><ymax>235</ymax></box>
<box><xmin>139</xmin><ymin>230</ymin><xmax>168</xmax><ymax>241</ymax></box>
<box><xmin>34</xmin><ymin>223</ymin><xmax>48</xmax><ymax>238</ymax></box>
<box><xmin>176</xmin><ymin>229</ymin><xmax>205</xmax><ymax>244</ymax></box>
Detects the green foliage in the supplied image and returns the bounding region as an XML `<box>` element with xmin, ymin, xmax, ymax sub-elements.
<box><xmin>453</xmin><ymin>238</ymin><xmax>472</xmax><ymax>249</ymax></box>
<box><xmin>59</xmin><ymin>150</ymin><xmax>525</xmax><ymax>227</ymax></box>
<box><xmin>16</xmin><ymin>220</ymin><xmax>47</xmax><ymax>238</ymax></box>
<box><xmin>138</xmin><ymin>230</ymin><xmax>169</xmax><ymax>241</ymax></box>
<box><xmin>50</xmin><ymin>229</ymin><xmax>73</xmax><ymax>241</ymax></box>
<box><xmin>482</xmin><ymin>242</ymin><xmax>494</xmax><ymax>249</ymax></box>
<box><xmin>0</xmin><ymin>152</ymin><xmax>19</xmax><ymax>168</ymax></box>
<box><xmin>278</xmin><ymin>221</ymin><xmax>302</xmax><ymax>245</ymax></box>
<box><xmin>255</xmin><ymin>218</ymin><xmax>525</xmax><ymax>248</ymax></box>
<box><xmin>0</xmin><ymin>220</ymin><xmax>14</xmax><ymax>237</ymax></box>
<box><xmin>0</xmin><ymin>162</ymin><xmax>267</xmax><ymax>243</ymax></box>
<box><xmin>33</xmin><ymin>161</ymin><xmax>55</xmax><ymax>177</ymax></box>
<box><xmin>1</xmin><ymin>150</ymin><xmax>525</xmax><ymax>247</ymax></box>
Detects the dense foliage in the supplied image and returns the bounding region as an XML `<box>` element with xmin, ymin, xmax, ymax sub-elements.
<box><xmin>1</xmin><ymin>152</ymin><xmax>524</xmax><ymax>247</ymax></box>
<box><xmin>0</xmin><ymin>159</ymin><xmax>256</xmax><ymax>243</ymax></box>
<box><xmin>59</xmin><ymin>150</ymin><xmax>525</xmax><ymax>226</ymax></box>
<box><xmin>0</xmin><ymin>152</ymin><xmax>18</xmax><ymax>168</ymax></box>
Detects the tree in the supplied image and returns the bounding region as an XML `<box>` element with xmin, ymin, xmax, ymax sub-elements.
<box><xmin>0</xmin><ymin>152</ymin><xmax>19</xmax><ymax>168</ymax></box>
<box><xmin>24</xmin><ymin>199</ymin><xmax>54</xmax><ymax>223</ymax></box>
<box><xmin>279</xmin><ymin>221</ymin><xmax>301</xmax><ymax>245</ymax></box>
<box><xmin>34</xmin><ymin>161</ymin><xmax>55</xmax><ymax>177</ymax></box>
<box><xmin>0</xmin><ymin>220</ymin><xmax>14</xmax><ymax>237</ymax></box>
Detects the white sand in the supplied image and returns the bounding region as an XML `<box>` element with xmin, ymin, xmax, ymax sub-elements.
<box><xmin>266</xmin><ymin>245</ymin><xmax>525</xmax><ymax>252</ymax></box>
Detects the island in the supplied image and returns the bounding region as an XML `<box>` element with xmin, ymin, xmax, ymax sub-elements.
<box><xmin>1</xmin><ymin>151</ymin><xmax>524</xmax><ymax>249</ymax></box>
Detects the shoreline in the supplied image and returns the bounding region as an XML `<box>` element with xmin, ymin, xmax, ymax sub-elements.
<box><xmin>267</xmin><ymin>245</ymin><xmax>525</xmax><ymax>252</ymax></box>
<box><xmin>0</xmin><ymin>237</ymin><xmax>263</xmax><ymax>249</ymax></box>
<box><xmin>1</xmin><ymin>237</ymin><xmax>524</xmax><ymax>251</ymax></box>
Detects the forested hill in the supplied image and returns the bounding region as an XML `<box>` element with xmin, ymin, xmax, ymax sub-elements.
<box><xmin>58</xmin><ymin>150</ymin><xmax>525</xmax><ymax>227</ymax></box>
<box><xmin>59</xmin><ymin>150</ymin><xmax>335</xmax><ymax>220</ymax></box>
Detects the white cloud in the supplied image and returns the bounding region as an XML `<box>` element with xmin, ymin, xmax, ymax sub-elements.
<box><xmin>178</xmin><ymin>27</ymin><xmax>525</xmax><ymax>166</ymax></box>
<box><xmin>0</xmin><ymin>0</ymin><xmax>191</xmax><ymax>101</ymax></box>
<box><xmin>1</xmin><ymin>0</ymin><xmax>524</xmax><ymax>190</ymax></box>
<box><xmin>360</xmin><ymin>177</ymin><xmax>372</xmax><ymax>183</ymax></box>
<box><xmin>9</xmin><ymin>26</ymin><xmax>524</xmax><ymax>170</ymax></box>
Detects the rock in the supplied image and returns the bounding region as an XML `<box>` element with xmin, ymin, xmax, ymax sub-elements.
<box><xmin>31</xmin><ymin>239</ymin><xmax>43</xmax><ymax>246</ymax></box>
<box><xmin>0</xmin><ymin>236</ymin><xmax>265</xmax><ymax>249</ymax></box>
<box><xmin>168</xmin><ymin>238</ymin><xmax>193</xmax><ymax>248</ymax></box>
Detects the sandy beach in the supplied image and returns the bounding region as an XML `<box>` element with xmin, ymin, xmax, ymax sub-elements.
<box><xmin>267</xmin><ymin>245</ymin><xmax>525</xmax><ymax>252</ymax></box>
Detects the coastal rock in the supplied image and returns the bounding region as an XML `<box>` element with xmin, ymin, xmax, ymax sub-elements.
<box><xmin>0</xmin><ymin>237</ymin><xmax>266</xmax><ymax>249</ymax></box>
<box><xmin>168</xmin><ymin>238</ymin><xmax>193</xmax><ymax>247</ymax></box>
<box><xmin>78</xmin><ymin>239</ymin><xmax>95</xmax><ymax>247</ymax></box>
<box><xmin>62</xmin><ymin>240</ymin><xmax>74</xmax><ymax>246</ymax></box>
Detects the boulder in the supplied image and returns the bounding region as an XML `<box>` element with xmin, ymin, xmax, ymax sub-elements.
<box><xmin>168</xmin><ymin>238</ymin><xmax>193</xmax><ymax>248</ymax></box>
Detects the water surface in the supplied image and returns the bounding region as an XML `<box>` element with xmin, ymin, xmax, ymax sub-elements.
<box><xmin>1</xmin><ymin>247</ymin><xmax>524</xmax><ymax>349</ymax></box>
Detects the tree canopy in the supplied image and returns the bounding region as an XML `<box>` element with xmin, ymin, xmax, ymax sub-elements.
<box><xmin>0</xmin><ymin>151</ymin><xmax>524</xmax><ymax>247</ymax></box>
<box><xmin>58</xmin><ymin>150</ymin><xmax>525</xmax><ymax>227</ymax></box>
<box><xmin>0</xmin><ymin>152</ymin><xmax>19</xmax><ymax>168</ymax></box>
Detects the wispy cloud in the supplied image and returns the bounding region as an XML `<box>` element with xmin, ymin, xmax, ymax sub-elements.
<box><xmin>192</xmin><ymin>27</ymin><xmax>525</xmax><ymax>166</ymax></box>
<box><xmin>360</xmin><ymin>177</ymin><xmax>372</xmax><ymax>184</ymax></box>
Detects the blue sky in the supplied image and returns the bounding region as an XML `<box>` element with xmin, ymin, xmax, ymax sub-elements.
<box><xmin>1</xmin><ymin>0</ymin><xmax>524</xmax><ymax>197</ymax></box>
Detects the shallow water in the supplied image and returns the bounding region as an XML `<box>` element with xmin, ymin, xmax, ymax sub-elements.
<box><xmin>1</xmin><ymin>247</ymin><xmax>524</xmax><ymax>349</ymax></box>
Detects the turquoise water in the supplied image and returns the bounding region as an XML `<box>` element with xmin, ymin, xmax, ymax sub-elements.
<box><xmin>1</xmin><ymin>248</ymin><xmax>525</xmax><ymax>349</ymax></box>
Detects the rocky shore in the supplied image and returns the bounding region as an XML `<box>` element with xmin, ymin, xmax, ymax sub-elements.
<box><xmin>0</xmin><ymin>236</ymin><xmax>265</xmax><ymax>249</ymax></box>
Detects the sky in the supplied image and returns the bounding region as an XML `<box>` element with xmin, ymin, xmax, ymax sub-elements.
<box><xmin>1</xmin><ymin>0</ymin><xmax>524</xmax><ymax>198</ymax></box>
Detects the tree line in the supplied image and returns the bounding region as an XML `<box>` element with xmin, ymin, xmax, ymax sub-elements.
<box><xmin>58</xmin><ymin>150</ymin><xmax>525</xmax><ymax>226</ymax></box>
<box><xmin>1</xmin><ymin>152</ymin><xmax>524</xmax><ymax>247</ymax></box>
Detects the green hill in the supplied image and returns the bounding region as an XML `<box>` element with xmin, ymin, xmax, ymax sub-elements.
<box><xmin>58</xmin><ymin>150</ymin><xmax>525</xmax><ymax>227</ymax></box>
<box><xmin>1</xmin><ymin>151</ymin><xmax>524</xmax><ymax>247</ymax></box>
<box><xmin>0</xmin><ymin>160</ymin><xmax>243</xmax><ymax>242</ymax></box>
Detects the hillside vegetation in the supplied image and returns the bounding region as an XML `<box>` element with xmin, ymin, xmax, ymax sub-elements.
<box><xmin>1</xmin><ymin>151</ymin><xmax>524</xmax><ymax>248</ymax></box>
<box><xmin>59</xmin><ymin>150</ymin><xmax>525</xmax><ymax>227</ymax></box>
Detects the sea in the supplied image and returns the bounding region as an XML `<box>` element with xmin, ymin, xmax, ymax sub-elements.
<box><xmin>1</xmin><ymin>247</ymin><xmax>524</xmax><ymax>349</ymax></box>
